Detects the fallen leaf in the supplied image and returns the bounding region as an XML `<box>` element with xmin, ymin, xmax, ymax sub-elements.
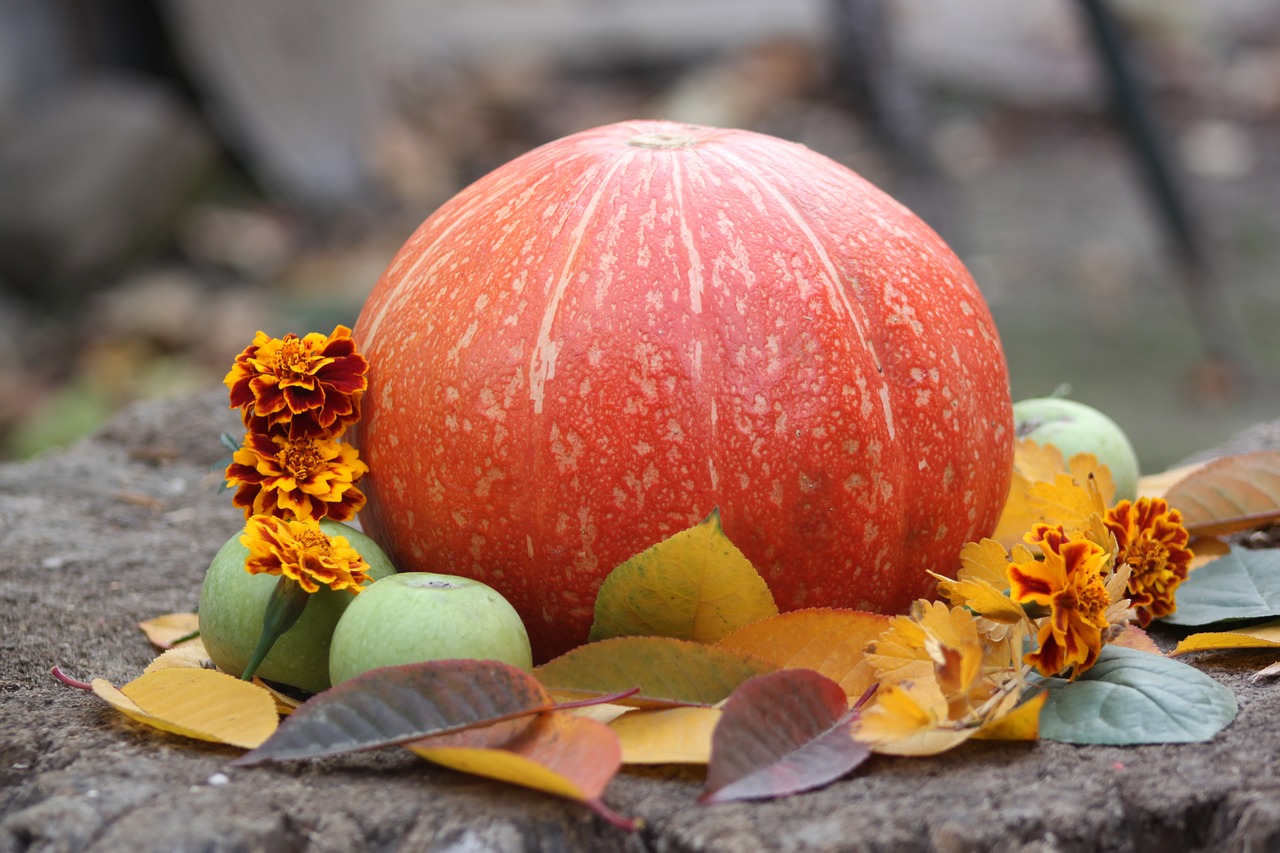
<box><xmin>234</xmin><ymin>659</ymin><xmax>554</xmax><ymax>766</ymax></box>
<box><xmin>993</xmin><ymin>440</ymin><xmax>1118</xmax><ymax>549</ymax></box>
<box><xmin>1170</xmin><ymin>619</ymin><xmax>1280</xmax><ymax>656</ymax></box>
<box><xmin>1160</xmin><ymin>546</ymin><xmax>1280</xmax><ymax>627</ymax></box>
<box><xmin>972</xmin><ymin>691</ymin><xmax>1045</xmax><ymax>741</ymax></box>
<box><xmin>609</xmin><ymin>706</ymin><xmax>721</xmax><ymax>764</ymax></box>
<box><xmin>1038</xmin><ymin>646</ymin><xmax>1237</xmax><ymax>745</ymax></box>
<box><xmin>1109</xmin><ymin>625</ymin><xmax>1163</xmax><ymax>656</ymax></box>
<box><xmin>407</xmin><ymin>712</ymin><xmax>637</xmax><ymax>830</ymax></box>
<box><xmin>1138</xmin><ymin>462</ymin><xmax>1208</xmax><ymax>498</ymax></box>
<box><xmin>589</xmin><ymin>508</ymin><xmax>777</xmax><ymax>644</ymax></box>
<box><xmin>144</xmin><ymin>641</ymin><xmax>213</xmax><ymax>673</ymax></box>
<box><xmin>714</xmin><ymin>608</ymin><xmax>888</xmax><ymax>698</ymax></box>
<box><xmin>1164</xmin><ymin>450</ymin><xmax>1280</xmax><ymax>538</ymax></box>
<box><xmin>92</xmin><ymin>668</ymin><xmax>277</xmax><ymax>749</ymax></box>
<box><xmin>1251</xmin><ymin>661</ymin><xmax>1280</xmax><ymax>682</ymax></box>
<box><xmin>138</xmin><ymin>613</ymin><xmax>200</xmax><ymax>649</ymax></box>
<box><xmin>535</xmin><ymin>636</ymin><xmax>777</xmax><ymax>708</ymax></box>
<box><xmin>699</xmin><ymin>669</ymin><xmax>869</xmax><ymax>804</ymax></box>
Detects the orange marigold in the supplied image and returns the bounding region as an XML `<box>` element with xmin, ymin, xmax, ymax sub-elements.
<box><xmin>241</xmin><ymin>514</ymin><xmax>371</xmax><ymax>594</ymax></box>
<box><xmin>1105</xmin><ymin>497</ymin><xmax>1193</xmax><ymax>626</ymax></box>
<box><xmin>225</xmin><ymin>325</ymin><xmax>368</xmax><ymax>438</ymax></box>
<box><xmin>1007</xmin><ymin>525</ymin><xmax>1113</xmax><ymax>678</ymax></box>
<box><xmin>226</xmin><ymin>431</ymin><xmax>367</xmax><ymax>522</ymax></box>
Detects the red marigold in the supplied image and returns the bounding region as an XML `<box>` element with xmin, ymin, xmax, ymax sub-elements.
<box><xmin>241</xmin><ymin>514</ymin><xmax>371</xmax><ymax>594</ymax></box>
<box><xmin>1008</xmin><ymin>525</ymin><xmax>1113</xmax><ymax>678</ymax></box>
<box><xmin>226</xmin><ymin>431</ymin><xmax>367</xmax><ymax>522</ymax></box>
<box><xmin>1105</xmin><ymin>497</ymin><xmax>1193</xmax><ymax>626</ymax></box>
<box><xmin>225</xmin><ymin>325</ymin><xmax>368</xmax><ymax>438</ymax></box>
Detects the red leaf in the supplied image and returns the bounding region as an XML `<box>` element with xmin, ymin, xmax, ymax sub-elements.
<box><xmin>698</xmin><ymin>669</ymin><xmax>870</xmax><ymax>804</ymax></box>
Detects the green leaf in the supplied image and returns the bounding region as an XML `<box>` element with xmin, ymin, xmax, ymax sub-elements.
<box><xmin>535</xmin><ymin>636</ymin><xmax>778</xmax><ymax>707</ymax></box>
<box><xmin>232</xmin><ymin>659</ymin><xmax>553</xmax><ymax>766</ymax></box>
<box><xmin>1038</xmin><ymin>646</ymin><xmax>1237</xmax><ymax>745</ymax></box>
<box><xmin>589</xmin><ymin>508</ymin><xmax>777</xmax><ymax>644</ymax></box>
<box><xmin>1161</xmin><ymin>546</ymin><xmax>1280</xmax><ymax>627</ymax></box>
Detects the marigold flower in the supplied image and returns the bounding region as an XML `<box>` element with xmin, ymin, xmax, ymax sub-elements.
<box><xmin>225</xmin><ymin>325</ymin><xmax>368</xmax><ymax>438</ymax></box>
<box><xmin>241</xmin><ymin>514</ymin><xmax>371</xmax><ymax>594</ymax></box>
<box><xmin>1105</xmin><ymin>497</ymin><xmax>1193</xmax><ymax>626</ymax></box>
<box><xmin>226</xmin><ymin>431</ymin><xmax>367</xmax><ymax>522</ymax></box>
<box><xmin>1007</xmin><ymin>524</ymin><xmax>1117</xmax><ymax>678</ymax></box>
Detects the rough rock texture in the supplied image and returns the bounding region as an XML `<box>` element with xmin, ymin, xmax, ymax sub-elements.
<box><xmin>2</xmin><ymin>390</ymin><xmax>1280</xmax><ymax>852</ymax></box>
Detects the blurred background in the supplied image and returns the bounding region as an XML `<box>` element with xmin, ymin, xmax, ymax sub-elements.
<box><xmin>0</xmin><ymin>0</ymin><xmax>1277</xmax><ymax>472</ymax></box>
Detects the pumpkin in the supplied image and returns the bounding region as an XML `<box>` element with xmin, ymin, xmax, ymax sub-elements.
<box><xmin>354</xmin><ymin>120</ymin><xmax>1013</xmax><ymax>662</ymax></box>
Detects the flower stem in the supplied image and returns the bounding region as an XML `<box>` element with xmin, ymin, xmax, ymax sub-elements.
<box><xmin>241</xmin><ymin>576</ymin><xmax>311</xmax><ymax>682</ymax></box>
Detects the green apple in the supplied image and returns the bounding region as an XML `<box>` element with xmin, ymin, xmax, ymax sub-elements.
<box><xmin>328</xmin><ymin>572</ymin><xmax>533</xmax><ymax>684</ymax></box>
<box><xmin>1013</xmin><ymin>396</ymin><xmax>1140</xmax><ymax>502</ymax></box>
<box><xmin>199</xmin><ymin>519</ymin><xmax>398</xmax><ymax>694</ymax></box>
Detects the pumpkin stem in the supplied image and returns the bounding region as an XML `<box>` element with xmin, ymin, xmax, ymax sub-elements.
<box><xmin>627</xmin><ymin>131</ymin><xmax>700</xmax><ymax>150</ymax></box>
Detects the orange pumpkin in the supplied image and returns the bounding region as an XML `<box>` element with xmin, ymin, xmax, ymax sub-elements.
<box><xmin>354</xmin><ymin>121</ymin><xmax>1013</xmax><ymax>661</ymax></box>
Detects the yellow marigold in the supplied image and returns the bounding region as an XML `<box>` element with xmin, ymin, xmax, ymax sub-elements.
<box><xmin>225</xmin><ymin>325</ymin><xmax>368</xmax><ymax>438</ymax></box>
<box><xmin>241</xmin><ymin>514</ymin><xmax>371</xmax><ymax>594</ymax></box>
<box><xmin>226</xmin><ymin>431</ymin><xmax>367</xmax><ymax>522</ymax></box>
<box><xmin>1105</xmin><ymin>497</ymin><xmax>1193</xmax><ymax>626</ymax></box>
<box><xmin>1007</xmin><ymin>524</ymin><xmax>1115</xmax><ymax>678</ymax></box>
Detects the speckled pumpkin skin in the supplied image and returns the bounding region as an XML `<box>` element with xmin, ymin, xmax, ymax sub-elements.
<box><xmin>354</xmin><ymin>121</ymin><xmax>1013</xmax><ymax>662</ymax></box>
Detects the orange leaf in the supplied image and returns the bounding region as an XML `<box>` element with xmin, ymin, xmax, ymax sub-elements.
<box><xmin>1109</xmin><ymin>625</ymin><xmax>1163</xmax><ymax>656</ymax></box>
<box><xmin>92</xmin><ymin>668</ymin><xmax>278</xmax><ymax>749</ymax></box>
<box><xmin>1163</xmin><ymin>451</ymin><xmax>1280</xmax><ymax>538</ymax></box>
<box><xmin>407</xmin><ymin>712</ymin><xmax>637</xmax><ymax>829</ymax></box>
<box><xmin>714</xmin><ymin>608</ymin><xmax>887</xmax><ymax>699</ymax></box>
<box><xmin>138</xmin><ymin>613</ymin><xmax>200</xmax><ymax>649</ymax></box>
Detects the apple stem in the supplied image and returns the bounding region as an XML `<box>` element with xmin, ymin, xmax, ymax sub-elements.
<box><xmin>241</xmin><ymin>576</ymin><xmax>311</xmax><ymax>682</ymax></box>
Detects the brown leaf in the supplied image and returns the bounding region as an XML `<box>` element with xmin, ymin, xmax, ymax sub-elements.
<box><xmin>1164</xmin><ymin>450</ymin><xmax>1280</xmax><ymax>538</ymax></box>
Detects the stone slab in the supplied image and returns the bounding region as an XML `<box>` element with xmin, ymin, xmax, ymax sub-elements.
<box><xmin>2</xmin><ymin>390</ymin><xmax>1280</xmax><ymax>851</ymax></box>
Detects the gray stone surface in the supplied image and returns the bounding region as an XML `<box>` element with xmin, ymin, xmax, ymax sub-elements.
<box><xmin>2</xmin><ymin>390</ymin><xmax>1280</xmax><ymax>852</ymax></box>
<box><xmin>0</xmin><ymin>76</ymin><xmax>217</xmax><ymax>299</ymax></box>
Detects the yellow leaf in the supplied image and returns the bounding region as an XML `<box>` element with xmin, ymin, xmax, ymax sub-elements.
<box><xmin>992</xmin><ymin>440</ymin><xmax>1116</xmax><ymax>548</ymax></box>
<box><xmin>1013</xmin><ymin>439</ymin><xmax>1068</xmax><ymax>483</ymax></box>
<box><xmin>589</xmin><ymin>508</ymin><xmax>777</xmax><ymax>644</ymax></box>
<box><xmin>714</xmin><ymin>608</ymin><xmax>887</xmax><ymax>699</ymax></box>
<box><xmin>609</xmin><ymin>706</ymin><xmax>720</xmax><ymax>764</ymax></box>
<box><xmin>972</xmin><ymin>691</ymin><xmax>1045</xmax><ymax>741</ymax></box>
<box><xmin>1171</xmin><ymin>619</ymin><xmax>1280</xmax><ymax>656</ymax></box>
<box><xmin>144</xmin><ymin>641</ymin><xmax>212</xmax><ymax>673</ymax></box>
<box><xmin>138</xmin><ymin>612</ymin><xmax>200</xmax><ymax>649</ymax></box>
<box><xmin>92</xmin><ymin>668</ymin><xmax>278</xmax><ymax>749</ymax></box>
<box><xmin>855</xmin><ymin>682</ymin><xmax>977</xmax><ymax>757</ymax></box>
